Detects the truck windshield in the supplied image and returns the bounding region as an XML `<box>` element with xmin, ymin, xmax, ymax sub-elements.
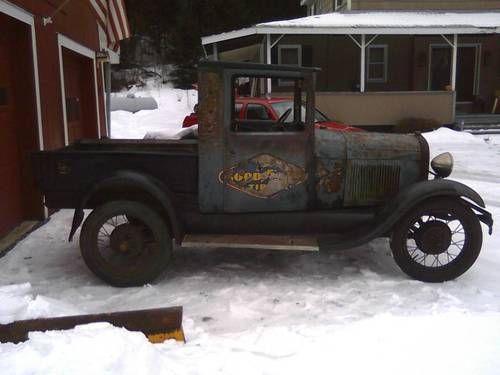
<box><xmin>271</xmin><ymin>102</ymin><xmax>329</xmax><ymax>123</ymax></box>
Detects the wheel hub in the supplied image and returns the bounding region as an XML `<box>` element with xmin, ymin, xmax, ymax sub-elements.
<box><xmin>109</xmin><ymin>224</ymin><xmax>144</xmax><ymax>256</ymax></box>
<box><xmin>414</xmin><ymin>221</ymin><xmax>452</xmax><ymax>255</ymax></box>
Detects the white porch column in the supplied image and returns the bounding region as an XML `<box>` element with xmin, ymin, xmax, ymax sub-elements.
<box><xmin>349</xmin><ymin>34</ymin><xmax>377</xmax><ymax>93</ymax></box>
<box><xmin>360</xmin><ymin>34</ymin><xmax>366</xmax><ymax>93</ymax></box>
<box><xmin>260</xmin><ymin>41</ymin><xmax>265</xmax><ymax>95</ymax></box>
<box><xmin>266</xmin><ymin>34</ymin><xmax>272</xmax><ymax>95</ymax></box>
<box><xmin>213</xmin><ymin>43</ymin><xmax>218</xmax><ymax>61</ymax></box>
<box><xmin>440</xmin><ymin>34</ymin><xmax>458</xmax><ymax>91</ymax></box>
<box><xmin>451</xmin><ymin>34</ymin><xmax>458</xmax><ymax>91</ymax></box>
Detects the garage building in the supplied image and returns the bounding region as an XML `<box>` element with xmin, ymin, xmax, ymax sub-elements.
<box><xmin>0</xmin><ymin>0</ymin><xmax>129</xmax><ymax>246</ymax></box>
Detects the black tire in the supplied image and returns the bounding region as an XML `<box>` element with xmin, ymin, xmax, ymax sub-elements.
<box><xmin>80</xmin><ymin>200</ymin><xmax>172</xmax><ymax>287</ymax></box>
<box><xmin>390</xmin><ymin>197</ymin><xmax>482</xmax><ymax>282</ymax></box>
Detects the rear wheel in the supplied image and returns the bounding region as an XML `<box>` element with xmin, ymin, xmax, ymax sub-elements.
<box><xmin>80</xmin><ymin>200</ymin><xmax>172</xmax><ymax>287</ymax></box>
<box><xmin>390</xmin><ymin>198</ymin><xmax>482</xmax><ymax>282</ymax></box>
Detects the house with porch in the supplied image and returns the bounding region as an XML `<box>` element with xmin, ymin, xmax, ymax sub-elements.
<box><xmin>201</xmin><ymin>0</ymin><xmax>500</xmax><ymax>129</ymax></box>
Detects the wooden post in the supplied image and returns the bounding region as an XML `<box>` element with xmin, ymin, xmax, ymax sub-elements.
<box><xmin>266</xmin><ymin>34</ymin><xmax>272</xmax><ymax>95</ymax></box>
<box><xmin>360</xmin><ymin>34</ymin><xmax>366</xmax><ymax>93</ymax></box>
<box><xmin>213</xmin><ymin>43</ymin><xmax>218</xmax><ymax>61</ymax></box>
<box><xmin>105</xmin><ymin>62</ymin><xmax>111</xmax><ymax>136</ymax></box>
<box><xmin>451</xmin><ymin>34</ymin><xmax>458</xmax><ymax>91</ymax></box>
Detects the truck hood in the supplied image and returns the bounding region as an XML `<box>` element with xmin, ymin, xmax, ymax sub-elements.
<box><xmin>315</xmin><ymin>129</ymin><xmax>425</xmax><ymax>161</ymax></box>
<box><xmin>314</xmin><ymin>129</ymin><xmax>429</xmax><ymax>207</ymax></box>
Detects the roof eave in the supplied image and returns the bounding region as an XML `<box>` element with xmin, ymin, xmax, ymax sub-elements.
<box><xmin>202</xmin><ymin>25</ymin><xmax>500</xmax><ymax>45</ymax></box>
<box><xmin>202</xmin><ymin>27</ymin><xmax>257</xmax><ymax>45</ymax></box>
<box><xmin>257</xmin><ymin>25</ymin><xmax>500</xmax><ymax>35</ymax></box>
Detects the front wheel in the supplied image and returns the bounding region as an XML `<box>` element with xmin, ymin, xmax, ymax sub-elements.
<box><xmin>390</xmin><ymin>198</ymin><xmax>482</xmax><ymax>282</ymax></box>
<box><xmin>80</xmin><ymin>200</ymin><xmax>172</xmax><ymax>287</ymax></box>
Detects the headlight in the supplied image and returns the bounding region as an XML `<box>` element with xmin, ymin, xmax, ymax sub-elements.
<box><xmin>431</xmin><ymin>152</ymin><xmax>454</xmax><ymax>178</ymax></box>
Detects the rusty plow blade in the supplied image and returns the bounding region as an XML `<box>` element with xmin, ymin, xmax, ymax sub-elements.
<box><xmin>0</xmin><ymin>306</ymin><xmax>185</xmax><ymax>344</ymax></box>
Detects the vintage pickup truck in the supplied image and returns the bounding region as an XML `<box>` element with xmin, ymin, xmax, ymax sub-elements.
<box><xmin>32</xmin><ymin>61</ymin><xmax>493</xmax><ymax>287</ymax></box>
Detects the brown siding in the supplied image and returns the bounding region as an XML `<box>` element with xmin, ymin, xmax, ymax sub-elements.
<box><xmin>365</xmin><ymin>36</ymin><xmax>414</xmax><ymax>92</ymax></box>
<box><xmin>325</xmin><ymin>36</ymin><xmax>360</xmax><ymax>91</ymax></box>
<box><xmin>274</xmin><ymin>35</ymin><xmax>414</xmax><ymax>92</ymax></box>
<box><xmin>351</xmin><ymin>0</ymin><xmax>500</xmax><ymax>10</ymax></box>
<box><xmin>271</xmin><ymin>35</ymin><xmax>359</xmax><ymax>92</ymax></box>
<box><xmin>275</xmin><ymin>33</ymin><xmax>499</xmax><ymax>110</ymax></box>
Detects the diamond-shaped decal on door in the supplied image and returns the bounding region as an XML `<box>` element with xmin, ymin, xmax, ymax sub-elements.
<box><xmin>219</xmin><ymin>154</ymin><xmax>306</xmax><ymax>199</ymax></box>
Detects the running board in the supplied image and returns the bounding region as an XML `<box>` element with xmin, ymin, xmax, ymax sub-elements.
<box><xmin>181</xmin><ymin>234</ymin><xmax>319</xmax><ymax>251</ymax></box>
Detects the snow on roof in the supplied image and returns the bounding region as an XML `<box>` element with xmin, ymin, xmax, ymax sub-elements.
<box><xmin>202</xmin><ymin>11</ymin><xmax>500</xmax><ymax>45</ymax></box>
<box><xmin>263</xmin><ymin>11</ymin><xmax>500</xmax><ymax>29</ymax></box>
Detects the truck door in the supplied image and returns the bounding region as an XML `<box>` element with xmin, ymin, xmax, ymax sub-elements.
<box><xmin>220</xmin><ymin>70</ymin><xmax>315</xmax><ymax>213</ymax></box>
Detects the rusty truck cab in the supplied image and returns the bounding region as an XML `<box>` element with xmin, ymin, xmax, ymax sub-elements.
<box><xmin>197</xmin><ymin>61</ymin><xmax>318</xmax><ymax>214</ymax></box>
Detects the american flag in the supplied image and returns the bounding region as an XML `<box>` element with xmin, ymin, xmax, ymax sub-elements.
<box><xmin>89</xmin><ymin>0</ymin><xmax>131</xmax><ymax>51</ymax></box>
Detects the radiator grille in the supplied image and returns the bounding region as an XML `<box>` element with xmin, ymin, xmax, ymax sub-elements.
<box><xmin>344</xmin><ymin>160</ymin><xmax>401</xmax><ymax>206</ymax></box>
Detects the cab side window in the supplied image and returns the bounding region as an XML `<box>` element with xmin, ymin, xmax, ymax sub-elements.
<box><xmin>231</xmin><ymin>75</ymin><xmax>306</xmax><ymax>133</ymax></box>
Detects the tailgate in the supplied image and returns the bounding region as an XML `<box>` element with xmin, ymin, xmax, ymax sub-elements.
<box><xmin>31</xmin><ymin>149</ymin><xmax>82</xmax><ymax>193</ymax></box>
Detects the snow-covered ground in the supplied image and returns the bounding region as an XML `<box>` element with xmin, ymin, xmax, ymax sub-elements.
<box><xmin>110</xmin><ymin>86</ymin><xmax>196</xmax><ymax>139</ymax></box>
<box><xmin>1</xmin><ymin>97</ymin><xmax>499</xmax><ymax>374</ymax></box>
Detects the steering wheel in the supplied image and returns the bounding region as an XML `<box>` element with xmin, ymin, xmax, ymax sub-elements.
<box><xmin>273</xmin><ymin>108</ymin><xmax>292</xmax><ymax>131</ymax></box>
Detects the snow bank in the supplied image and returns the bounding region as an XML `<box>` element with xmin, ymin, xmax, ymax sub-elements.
<box><xmin>423</xmin><ymin>127</ymin><xmax>484</xmax><ymax>145</ymax></box>
<box><xmin>3</xmin><ymin>95</ymin><xmax>500</xmax><ymax>374</ymax></box>
<box><xmin>0</xmin><ymin>323</ymin><xmax>176</xmax><ymax>375</ymax></box>
<box><xmin>0</xmin><ymin>283</ymin><xmax>80</xmax><ymax>325</ymax></box>
<box><xmin>422</xmin><ymin>128</ymin><xmax>500</xmax><ymax>181</ymax></box>
<box><xmin>110</xmin><ymin>87</ymin><xmax>197</xmax><ymax>139</ymax></box>
<box><xmin>180</xmin><ymin>312</ymin><xmax>500</xmax><ymax>375</ymax></box>
<box><xmin>2</xmin><ymin>312</ymin><xmax>499</xmax><ymax>375</ymax></box>
<box><xmin>144</xmin><ymin>125</ymin><xmax>198</xmax><ymax>140</ymax></box>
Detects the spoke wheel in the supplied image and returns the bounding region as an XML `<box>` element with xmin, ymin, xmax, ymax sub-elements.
<box><xmin>80</xmin><ymin>201</ymin><xmax>172</xmax><ymax>287</ymax></box>
<box><xmin>390</xmin><ymin>198</ymin><xmax>482</xmax><ymax>282</ymax></box>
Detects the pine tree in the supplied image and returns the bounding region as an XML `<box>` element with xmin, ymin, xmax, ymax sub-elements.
<box><xmin>119</xmin><ymin>0</ymin><xmax>305</xmax><ymax>87</ymax></box>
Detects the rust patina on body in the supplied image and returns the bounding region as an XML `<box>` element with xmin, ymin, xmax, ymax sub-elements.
<box><xmin>32</xmin><ymin>61</ymin><xmax>492</xmax><ymax>286</ymax></box>
<box><xmin>314</xmin><ymin>130</ymin><xmax>428</xmax><ymax>207</ymax></box>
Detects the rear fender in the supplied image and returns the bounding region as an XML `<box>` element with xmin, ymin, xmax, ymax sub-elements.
<box><xmin>69</xmin><ymin>171</ymin><xmax>182</xmax><ymax>243</ymax></box>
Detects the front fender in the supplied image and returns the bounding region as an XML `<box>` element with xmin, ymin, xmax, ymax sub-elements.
<box><xmin>69</xmin><ymin>170</ymin><xmax>182</xmax><ymax>243</ymax></box>
<box><xmin>319</xmin><ymin>179</ymin><xmax>492</xmax><ymax>251</ymax></box>
<box><xmin>379</xmin><ymin>179</ymin><xmax>492</xmax><ymax>235</ymax></box>
<box><xmin>382</xmin><ymin>179</ymin><xmax>485</xmax><ymax>213</ymax></box>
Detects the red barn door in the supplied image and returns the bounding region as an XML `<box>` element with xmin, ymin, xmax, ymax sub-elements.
<box><xmin>61</xmin><ymin>48</ymin><xmax>98</xmax><ymax>143</ymax></box>
<box><xmin>0</xmin><ymin>13</ymin><xmax>40</xmax><ymax>238</ymax></box>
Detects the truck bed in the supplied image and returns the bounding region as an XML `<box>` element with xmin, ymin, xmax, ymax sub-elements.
<box><xmin>32</xmin><ymin>139</ymin><xmax>199</xmax><ymax>209</ymax></box>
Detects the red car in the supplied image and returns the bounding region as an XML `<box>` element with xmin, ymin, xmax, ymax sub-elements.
<box><xmin>183</xmin><ymin>98</ymin><xmax>364</xmax><ymax>132</ymax></box>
